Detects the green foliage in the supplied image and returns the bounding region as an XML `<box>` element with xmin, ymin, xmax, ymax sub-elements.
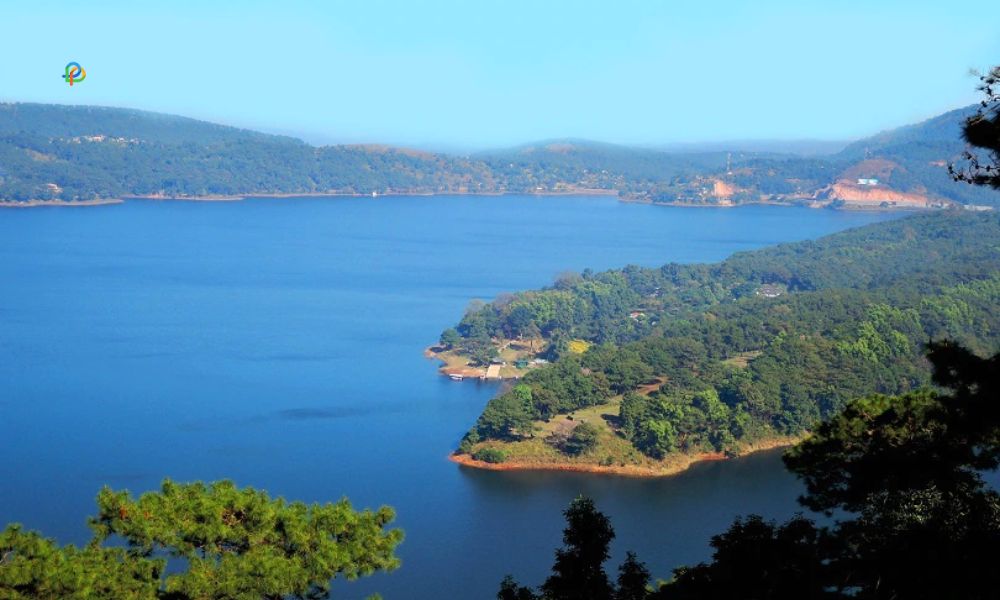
<box><xmin>472</xmin><ymin>448</ymin><xmax>510</xmax><ymax>464</ymax></box>
<box><xmin>0</xmin><ymin>525</ymin><xmax>162</xmax><ymax>600</ymax></box>
<box><xmin>498</xmin><ymin>497</ymin><xmax>651</xmax><ymax>600</ymax></box>
<box><xmin>785</xmin><ymin>340</ymin><xmax>1000</xmax><ymax>514</ymax></box>
<box><xmin>498</xmin><ymin>575</ymin><xmax>538</xmax><ymax>600</ymax></box>
<box><xmin>835</xmin><ymin>304</ymin><xmax>921</xmax><ymax>363</ymax></box>
<box><xmin>614</xmin><ymin>552</ymin><xmax>651</xmax><ymax>600</ymax></box>
<box><xmin>439</xmin><ymin>327</ymin><xmax>461</xmax><ymax>349</ymax></box>
<box><xmin>457</xmin><ymin>437</ymin><xmax>476</xmax><ymax>454</ymax></box>
<box><xmin>504</xmin><ymin>344</ymin><xmax>1000</xmax><ymax>600</ymax></box>
<box><xmin>0</xmin><ymin>480</ymin><xmax>402</xmax><ymax>600</ymax></box>
<box><xmin>618</xmin><ymin>392</ymin><xmax>647</xmax><ymax>438</ymax></box>
<box><xmin>452</xmin><ymin>212</ymin><xmax>1000</xmax><ymax>349</ymax></box>
<box><xmin>2</xmin><ymin>102</ymin><xmax>996</xmax><ymax>208</ymax></box>
<box><xmin>458</xmin><ymin>335</ymin><xmax>498</xmax><ymax>366</ymax></box>
<box><xmin>658</xmin><ymin>342</ymin><xmax>1000</xmax><ymax>600</ymax></box>
<box><xmin>594</xmin><ymin>348</ymin><xmax>654</xmax><ymax>395</ymax></box>
<box><xmin>540</xmin><ymin>497</ymin><xmax>616</xmax><ymax>600</ymax></box>
<box><xmin>469</xmin><ymin>358</ymin><xmax>613</xmax><ymax>442</ymax></box>
<box><xmin>951</xmin><ymin>66</ymin><xmax>1000</xmax><ymax>189</ymax></box>
<box><xmin>635</xmin><ymin>416</ymin><xmax>679</xmax><ymax>459</ymax></box>
<box><xmin>562</xmin><ymin>422</ymin><xmax>601</xmax><ymax>456</ymax></box>
<box><xmin>628</xmin><ymin>389</ymin><xmax>739</xmax><ymax>456</ymax></box>
<box><xmin>654</xmin><ymin>516</ymin><xmax>831</xmax><ymax>600</ymax></box>
<box><xmin>0</xmin><ymin>104</ymin><xmax>499</xmax><ymax>202</ymax></box>
<box><xmin>471</xmin><ymin>385</ymin><xmax>537</xmax><ymax>440</ymax></box>
<box><xmin>458</xmin><ymin>213</ymin><xmax>1000</xmax><ymax>466</ymax></box>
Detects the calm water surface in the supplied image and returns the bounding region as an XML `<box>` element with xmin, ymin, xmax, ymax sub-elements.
<box><xmin>0</xmin><ymin>195</ymin><xmax>899</xmax><ymax>599</ymax></box>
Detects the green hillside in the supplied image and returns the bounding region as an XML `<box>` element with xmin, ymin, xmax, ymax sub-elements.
<box><xmin>475</xmin><ymin>139</ymin><xmax>731</xmax><ymax>193</ymax></box>
<box><xmin>445</xmin><ymin>212</ymin><xmax>1000</xmax><ymax>470</ymax></box>
<box><xmin>1</xmin><ymin>102</ymin><xmax>996</xmax><ymax>207</ymax></box>
<box><xmin>0</xmin><ymin>103</ymin><xmax>497</xmax><ymax>201</ymax></box>
<box><xmin>645</xmin><ymin>106</ymin><xmax>999</xmax><ymax>208</ymax></box>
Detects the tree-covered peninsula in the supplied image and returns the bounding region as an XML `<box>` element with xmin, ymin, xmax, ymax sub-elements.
<box><xmin>440</xmin><ymin>211</ymin><xmax>1000</xmax><ymax>474</ymax></box>
<box><xmin>498</xmin><ymin>342</ymin><xmax>1000</xmax><ymax>599</ymax></box>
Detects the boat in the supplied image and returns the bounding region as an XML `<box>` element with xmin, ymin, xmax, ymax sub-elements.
<box><xmin>448</xmin><ymin>373</ymin><xmax>464</xmax><ymax>381</ymax></box>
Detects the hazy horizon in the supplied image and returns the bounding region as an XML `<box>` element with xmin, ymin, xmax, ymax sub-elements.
<box><xmin>2</xmin><ymin>0</ymin><xmax>997</xmax><ymax>148</ymax></box>
<box><xmin>1</xmin><ymin>98</ymin><xmax>968</xmax><ymax>157</ymax></box>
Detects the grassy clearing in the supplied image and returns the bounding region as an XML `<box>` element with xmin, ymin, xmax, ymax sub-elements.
<box><xmin>463</xmin><ymin>428</ymin><xmax>803</xmax><ymax>475</ymax></box>
<box><xmin>722</xmin><ymin>350</ymin><xmax>762</xmax><ymax>369</ymax></box>
<box><xmin>463</xmin><ymin>386</ymin><xmax>802</xmax><ymax>475</ymax></box>
<box><xmin>470</xmin><ymin>396</ymin><xmax>652</xmax><ymax>468</ymax></box>
<box><xmin>536</xmin><ymin>400</ymin><xmax>621</xmax><ymax>436</ymax></box>
<box><xmin>428</xmin><ymin>347</ymin><xmax>485</xmax><ymax>377</ymax></box>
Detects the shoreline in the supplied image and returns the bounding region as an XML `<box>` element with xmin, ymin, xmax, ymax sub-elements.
<box><xmin>0</xmin><ymin>189</ymin><xmax>958</xmax><ymax>212</ymax></box>
<box><xmin>449</xmin><ymin>435</ymin><xmax>804</xmax><ymax>478</ymax></box>
<box><xmin>424</xmin><ymin>345</ymin><xmax>487</xmax><ymax>379</ymax></box>
<box><xmin>0</xmin><ymin>189</ymin><xmax>616</xmax><ymax>208</ymax></box>
<box><xmin>0</xmin><ymin>198</ymin><xmax>125</xmax><ymax>208</ymax></box>
<box><xmin>618</xmin><ymin>196</ymin><xmax>945</xmax><ymax>212</ymax></box>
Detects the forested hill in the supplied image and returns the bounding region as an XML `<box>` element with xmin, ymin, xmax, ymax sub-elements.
<box><xmin>472</xmin><ymin>140</ymin><xmax>731</xmax><ymax>193</ymax></box>
<box><xmin>0</xmin><ymin>102</ymin><xmax>501</xmax><ymax>201</ymax></box>
<box><xmin>837</xmin><ymin>105</ymin><xmax>979</xmax><ymax>159</ymax></box>
<box><xmin>645</xmin><ymin>106</ymin><xmax>999</xmax><ymax>208</ymax></box>
<box><xmin>444</xmin><ymin>212</ymin><xmax>1000</xmax><ymax>468</ymax></box>
<box><xmin>1</xmin><ymin>101</ymin><xmax>997</xmax><ymax>207</ymax></box>
<box><xmin>0</xmin><ymin>103</ymin><xmax>297</xmax><ymax>145</ymax></box>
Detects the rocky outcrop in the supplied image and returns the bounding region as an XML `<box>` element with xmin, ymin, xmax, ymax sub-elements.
<box><xmin>824</xmin><ymin>181</ymin><xmax>945</xmax><ymax>208</ymax></box>
<box><xmin>712</xmin><ymin>179</ymin><xmax>736</xmax><ymax>199</ymax></box>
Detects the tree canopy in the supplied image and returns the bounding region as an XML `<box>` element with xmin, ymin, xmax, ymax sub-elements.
<box><xmin>952</xmin><ymin>66</ymin><xmax>1000</xmax><ymax>189</ymax></box>
<box><xmin>500</xmin><ymin>342</ymin><xmax>1000</xmax><ymax>600</ymax></box>
<box><xmin>497</xmin><ymin>497</ymin><xmax>647</xmax><ymax>600</ymax></box>
<box><xmin>3</xmin><ymin>102</ymin><xmax>997</xmax><ymax>207</ymax></box>
<box><xmin>0</xmin><ymin>480</ymin><xmax>403</xmax><ymax>600</ymax></box>
<box><xmin>456</xmin><ymin>212</ymin><xmax>1000</xmax><ymax>465</ymax></box>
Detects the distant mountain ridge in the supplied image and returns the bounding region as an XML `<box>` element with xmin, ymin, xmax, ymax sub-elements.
<box><xmin>654</xmin><ymin>139</ymin><xmax>849</xmax><ymax>156</ymax></box>
<box><xmin>0</xmin><ymin>103</ymin><xmax>296</xmax><ymax>146</ymax></box>
<box><xmin>838</xmin><ymin>106</ymin><xmax>979</xmax><ymax>159</ymax></box>
<box><xmin>0</xmin><ymin>102</ymin><xmax>996</xmax><ymax>208</ymax></box>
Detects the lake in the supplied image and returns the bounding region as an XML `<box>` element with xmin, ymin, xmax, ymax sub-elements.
<box><xmin>0</xmin><ymin>195</ymin><xmax>898</xmax><ymax>599</ymax></box>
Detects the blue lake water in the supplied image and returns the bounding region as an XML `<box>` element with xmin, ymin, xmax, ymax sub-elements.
<box><xmin>0</xmin><ymin>195</ymin><xmax>899</xmax><ymax>599</ymax></box>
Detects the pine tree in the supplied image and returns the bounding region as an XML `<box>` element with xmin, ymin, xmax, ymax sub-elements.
<box><xmin>540</xmin><ymin>496</ymin><xmax>615</xmax><ymax>600</ymax></box>
<box><xmin>615</xmin><ymin>551</ymin><xmax>651</xmax><ymax>600</ymax></box>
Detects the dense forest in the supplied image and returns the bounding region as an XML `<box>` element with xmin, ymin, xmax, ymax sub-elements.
<box><xmin>0</xmin><ymin>104</ymin><xmax>502</xmax><ymax>201</ymax></box>
<box><xmin>447</xmin><ymin>211</ymin><xmax>1000</xmax><ymax>464</ymax></box>
<box><xmin>2</xmin><ymin>102</ymin><xmax>997</xmax><ymax>207</ymax></box>
<box><xmin>499</xmin><ymin>342</ymin><xmax>1000</xmax><ymax>600</ymax></box>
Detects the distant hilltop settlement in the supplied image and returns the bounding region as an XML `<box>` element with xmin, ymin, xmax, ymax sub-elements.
<box><xmin>654</xmin><ymin>157</ymin><xmax>994</xmax><ymax>212</ymax></box>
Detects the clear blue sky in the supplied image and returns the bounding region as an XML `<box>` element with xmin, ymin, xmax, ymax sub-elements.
<box><xmin>2</xmin><ymin>0</ymin><xmax>998</xmax><ymax>149</ymax></box>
